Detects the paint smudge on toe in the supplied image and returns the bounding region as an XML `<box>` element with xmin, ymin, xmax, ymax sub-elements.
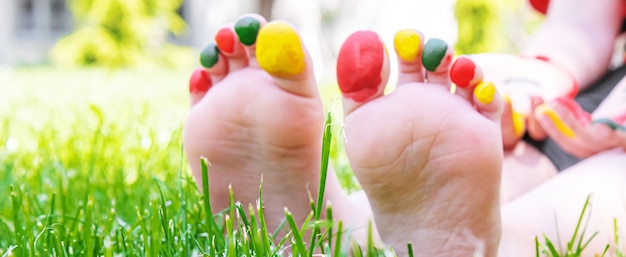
<box><xmin>189</xmin><ymin>68</ymin><xmax>212</xmax><ymax>93</ymax></box>
<box><xmin>394</xmin><ymin>29</ymin><xmax>421</xmax><ymax>62</ymax></box>
<box><xmin>537</xmin><ymin>104</ymin><xmax>576</xmax><ymax>138</ymax></box>
<box><xmin>337</xmin><ymin>31</ymin><xmax>384</xmax><ymax>102</ymax></box>
<box><xmin>422</xmin><ymin>38</ymin><xmax>448</xmax><ymax>72</ymax></box>
<box><xmin>450</xmin><ymin>56</ymin><xmax>482</xmax><ymax>88</ymax></box>
<box><xmin>256</xmin><ymin>21</ymin><xmax>305</xmax><ymax>77</ymax></box>
<box><xmin>215</xmin><ymin>28</ymin><xmax>235</xmax><ymax>54</ymax></box>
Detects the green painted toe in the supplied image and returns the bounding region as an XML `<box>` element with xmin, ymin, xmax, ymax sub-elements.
<box><xmin>422</xmin><ymin>38</ymin><xmax>448</xmax><ymax>72</ymax></box>
<box><xmin>200</xmin><ymin>43</ymin><xmax>220</xmax><ymax>68</ymax></box>
<box><xmin>235</xmin><ymin>17</ymin><xmax>261</xmax><ymax>46</ymax></box>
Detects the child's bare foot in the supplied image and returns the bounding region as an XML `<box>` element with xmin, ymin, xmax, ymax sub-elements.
<box><xmin>184</xmin><ymin>15</ymin><xmax>351</xmax><ymax>231</ymax></box>
<box><xmin>337</xmin><ymin>30</ymin><xmax>504</xmax><ymax>256</ymax></box>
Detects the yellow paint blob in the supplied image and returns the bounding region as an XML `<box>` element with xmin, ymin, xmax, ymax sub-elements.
<box><xmin>393</xmin><ymin>29</ymin><xmax>421</xmax><ymax>62</ymax></box>
<box><xmin>536</xmin><ymin>104</ymin><xmax>576</xmax><ymax>138</ymax></box>
<box><xmin>256</xmin><ymin>22</ymin><xmax>305</xmax><ymax>77</ymax></box>
<box><xmin>503</xmin><ymin>94</ymin><xmax>525</xmax><ymax>137</ymax></box>
<box><xmin>512</xmin><ymin>112</ymin><xmax>526</xmax><ymax>138</ymax></box>
<box><xmin>474</xmin><ymin>81</ymin><xmax>496</xmax><ymax>104</ymax></box>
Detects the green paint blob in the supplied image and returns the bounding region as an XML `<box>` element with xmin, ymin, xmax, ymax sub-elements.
<box><xmin>422</xmin><ymin>38</ymin><xmax>448</xmax><ymax>72</ymax></box>
<box><xmin>592</xmin><ymin>118</ymin><xmax>626</xmax><ymax>131</ymax></box>
<box><xmin>199</xmin><ymin>43</ymin><xmax>220</xmax><ymax>68</ymax></box>
<box><xmin>235</xmin><ymin>17</ymin><xmax>261</xmax><ymax>46</ymax></box>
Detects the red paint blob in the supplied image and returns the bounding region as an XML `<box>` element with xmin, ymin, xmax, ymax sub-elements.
<box><xmin>336</xmin><ymin>31</ymin><xmax>384</xmax><ymax>102</ymax></box>
<box><xmin>215</xmin><ymin>28</ymin><xmax>235</xmax><ymax>54</ymax></box>
<box><xmin>189</xmin><ymin>68</ymin><xmax>212</xmax><ymax>93</ymax></box>
<box><xmin>529</xmin><ymin>0</ymin><xmax>549</xmax><ymax>14</ymax></box>
<box><xmin>554</xmin><ymin>96</ymin><xmax>591</xmax><ymax>124</ymax></box>
<box><xmin>449</xmin><ymin>57</ymin><xmax>476</xmax><ymax>88</ymax></box>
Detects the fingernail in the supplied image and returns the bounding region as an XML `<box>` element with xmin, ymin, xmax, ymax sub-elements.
<box><xmin>393</xmin><ymin>29</ymin><xmax>421</xmax><ymax>62</ymax></box>
<box><xmin>450</xmin><ymin>56</ymin><xmax>482</xmax><ymax>88</ymax></box>
<box><xmin>189</xmin><ymin>68</ymin><xmax>212</xmax><ymax>93</ymax></box>
<box><xmin>422</xmin><ymin>38</ymin><xmax>448</xmax><ymax>72</ymax></box>
<box><xmin>199</xmin><ymin>43</ymin><xmax>220</xmax><ymax>68</ymax></box>
<box><xmin>235</xmin><ymin>17</ymin><xmax>261</xmax><ymax>46</ymax></box>
<box><xmin>592</xmin><ymin>118</ymin><xmax>626</xmax><ymax>131</ymax></box>
<box><xmin>474</xmin><ymin>81</ymin><xmax>496</xmax><ymax>104</ymax></box>
<box><xmin>215</xmin><ymin>27</ymin><xmax>235</xmax><ymax>54</ymax></box>
<box><xmin>536</xmin><ymin>104</ymin><xmax>576</xmax><ymax>138</ymax></box>
<box><xmin>256</xmin><ymin>21</ymin><xmax>305</xmax><ymax>77</ymax></box>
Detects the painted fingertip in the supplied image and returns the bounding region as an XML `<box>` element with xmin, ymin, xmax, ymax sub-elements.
<box><xmin>422</xmin><ymin>38</ymin><xmax>449</xmax><ymax>72</ymax></box>
<box><xmin>512</xmin><ymin>112</ymin><xmax>526</xmax><ymax>138</ymax></box>
<box><xmin>256</xmin><ymin>21</ymin><xmax>305</xmax><ymax>77</ymax></box>
<box><xmin>503</xmin><ymin>94</ymin><xmax>526</xmax><ymax>137</ymax></box>
<box><xmin>450</xmin><ymin>56</ymin><xmax>483</xmax><ymax>88</ymax></box>
<box><xmin>553</xmin><ymin>97</ymin><xmax>591</xmax><ymax>123</ymax></box>
<box><xmin>592</xmin><ymin>118</ymin><xmax>626</xmax><ymax>131</ymax></box>
<box><xmin>200</xmin><ymin>43</ymin><xmax>220</xmax><ymax>68</ymax></box>
<box><xmin>189</xmin><ymin>68</ymin><xmax>212</xmax><ymax>93</ymax></box>
<box><xmin>215</xmin><ymin>27</ymin><xmax>236</xmax><ymax>54</ymax></box>
<box><xmin>474</xmin><ymin>81</ymin><xmax>497</xmax><ymax>105</ymax></box>
<box><xmin>536</xmin><ymin>104</ymin><xmax>576</xmax><ymax>138</ymax></box>
<box><xmin>393</xmin><ymin>29</ymin><xmax>421</xmax><ymax>62</ymax></box>
<box><xmin>235</xmin><ymin>16</ymin><xmax>261</xmax><ymax>46</ymax></box>
<box><xmin>337</xmin><ymin>31</ymin><xmax>385</xmax><ymax>103</ymax></box>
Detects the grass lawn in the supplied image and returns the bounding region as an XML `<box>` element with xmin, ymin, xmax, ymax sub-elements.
<box><xmin>0</xmin><ymin>67</ymin><xmax>618</xmax><ymax>256</ymax></box>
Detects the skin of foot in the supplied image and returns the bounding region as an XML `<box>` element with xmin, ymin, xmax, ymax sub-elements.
<box><xmin>184</xmin><ymin>14</ymin><xmax>357</xmax><ymax>235</ymax></box>
<box><xmin>337</xmin><ymin>30</ymin><xmax>504</xmax><ymax>257</ymax></box>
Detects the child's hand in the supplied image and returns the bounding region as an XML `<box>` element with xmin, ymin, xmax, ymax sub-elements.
<box><xmin>533</xmin><ymin>97</ymin><xmax>626</xmax><ymax>158</ymax></box>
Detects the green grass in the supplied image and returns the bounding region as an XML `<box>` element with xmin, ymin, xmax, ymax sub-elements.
<box><xmin>0</xmin><ymin>67</ymin><xmax>622</xmax><ymax>256</ymax></box>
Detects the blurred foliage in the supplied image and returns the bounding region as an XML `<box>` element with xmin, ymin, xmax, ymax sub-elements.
<box><xmin>51</xmin><ymin>0</ymin><xmax>193</xmax><ymax>68</ymax></box>
<box><xmin>454</xmin><ymin>0</ymin><xmax>544</xmax><ymax>55</ymax></box>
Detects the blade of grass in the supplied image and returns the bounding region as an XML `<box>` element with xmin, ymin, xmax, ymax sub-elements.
<box><xmin>568</xmin><ymin>195</ymin><xmax>592</xmax><ymax>252</ymax></box>
<box><xmin>334</xmin><ymin>220</ymin><xmax>343</xmax><ymax>257</ymax></box>
<box><xmin>285</xmin><ymin>208</ymin><xmax>307</xmax><ymax>256</ymax></box>
<box><xmin>178</xmin><ymin>144</ymin><xmax>191</xmax><ymax>257</ymax></box>
<box><xmin>543</xmin><ymin>234</ymin><xmax>560</xmax><ymax>257</ymax></box>
<box><xmin>310</xmin><ymin>111</ymin><xmax>333</xmax><ymax>256</ymax></box>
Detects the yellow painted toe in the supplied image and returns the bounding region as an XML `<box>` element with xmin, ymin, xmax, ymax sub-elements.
<box><xmin>394</xmin><ymin>29</ymin><xmax>421</xmax><ymax>62</ymax></box>
<box><xmin>474</xmin><ymin>81</ymin><xmax>496</xmax><ymax>105</ymax></box>
<box><xmin>256</xmin><ymin>21</ymin><xmax>305</xmax><ymax>77</ymax></box>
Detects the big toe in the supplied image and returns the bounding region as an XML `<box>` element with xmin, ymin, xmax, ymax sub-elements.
<box><xmin>336</xmin><ymin>31</ymin><xmax>390</xmax><ymax>114</ymax></box>
<box><xmin>255</xmin><ymin>20</ymin><xmax>319</xmax><ymax>98</ymax></box>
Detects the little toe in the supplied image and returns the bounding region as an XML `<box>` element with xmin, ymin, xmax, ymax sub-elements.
<box><xmin>336</xmin><ymin>31</ymin><xmax>390</xmax><ymax>115</ymax></box>
<box><xmin>188</xmin><ymin>68</ymin><xmax>212</xmax><ymax>106</ymax></box>
<box><xmin>393</xmin><ymin>29</ymin><xmax>425</xmax><ymax>84</ymax></box>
